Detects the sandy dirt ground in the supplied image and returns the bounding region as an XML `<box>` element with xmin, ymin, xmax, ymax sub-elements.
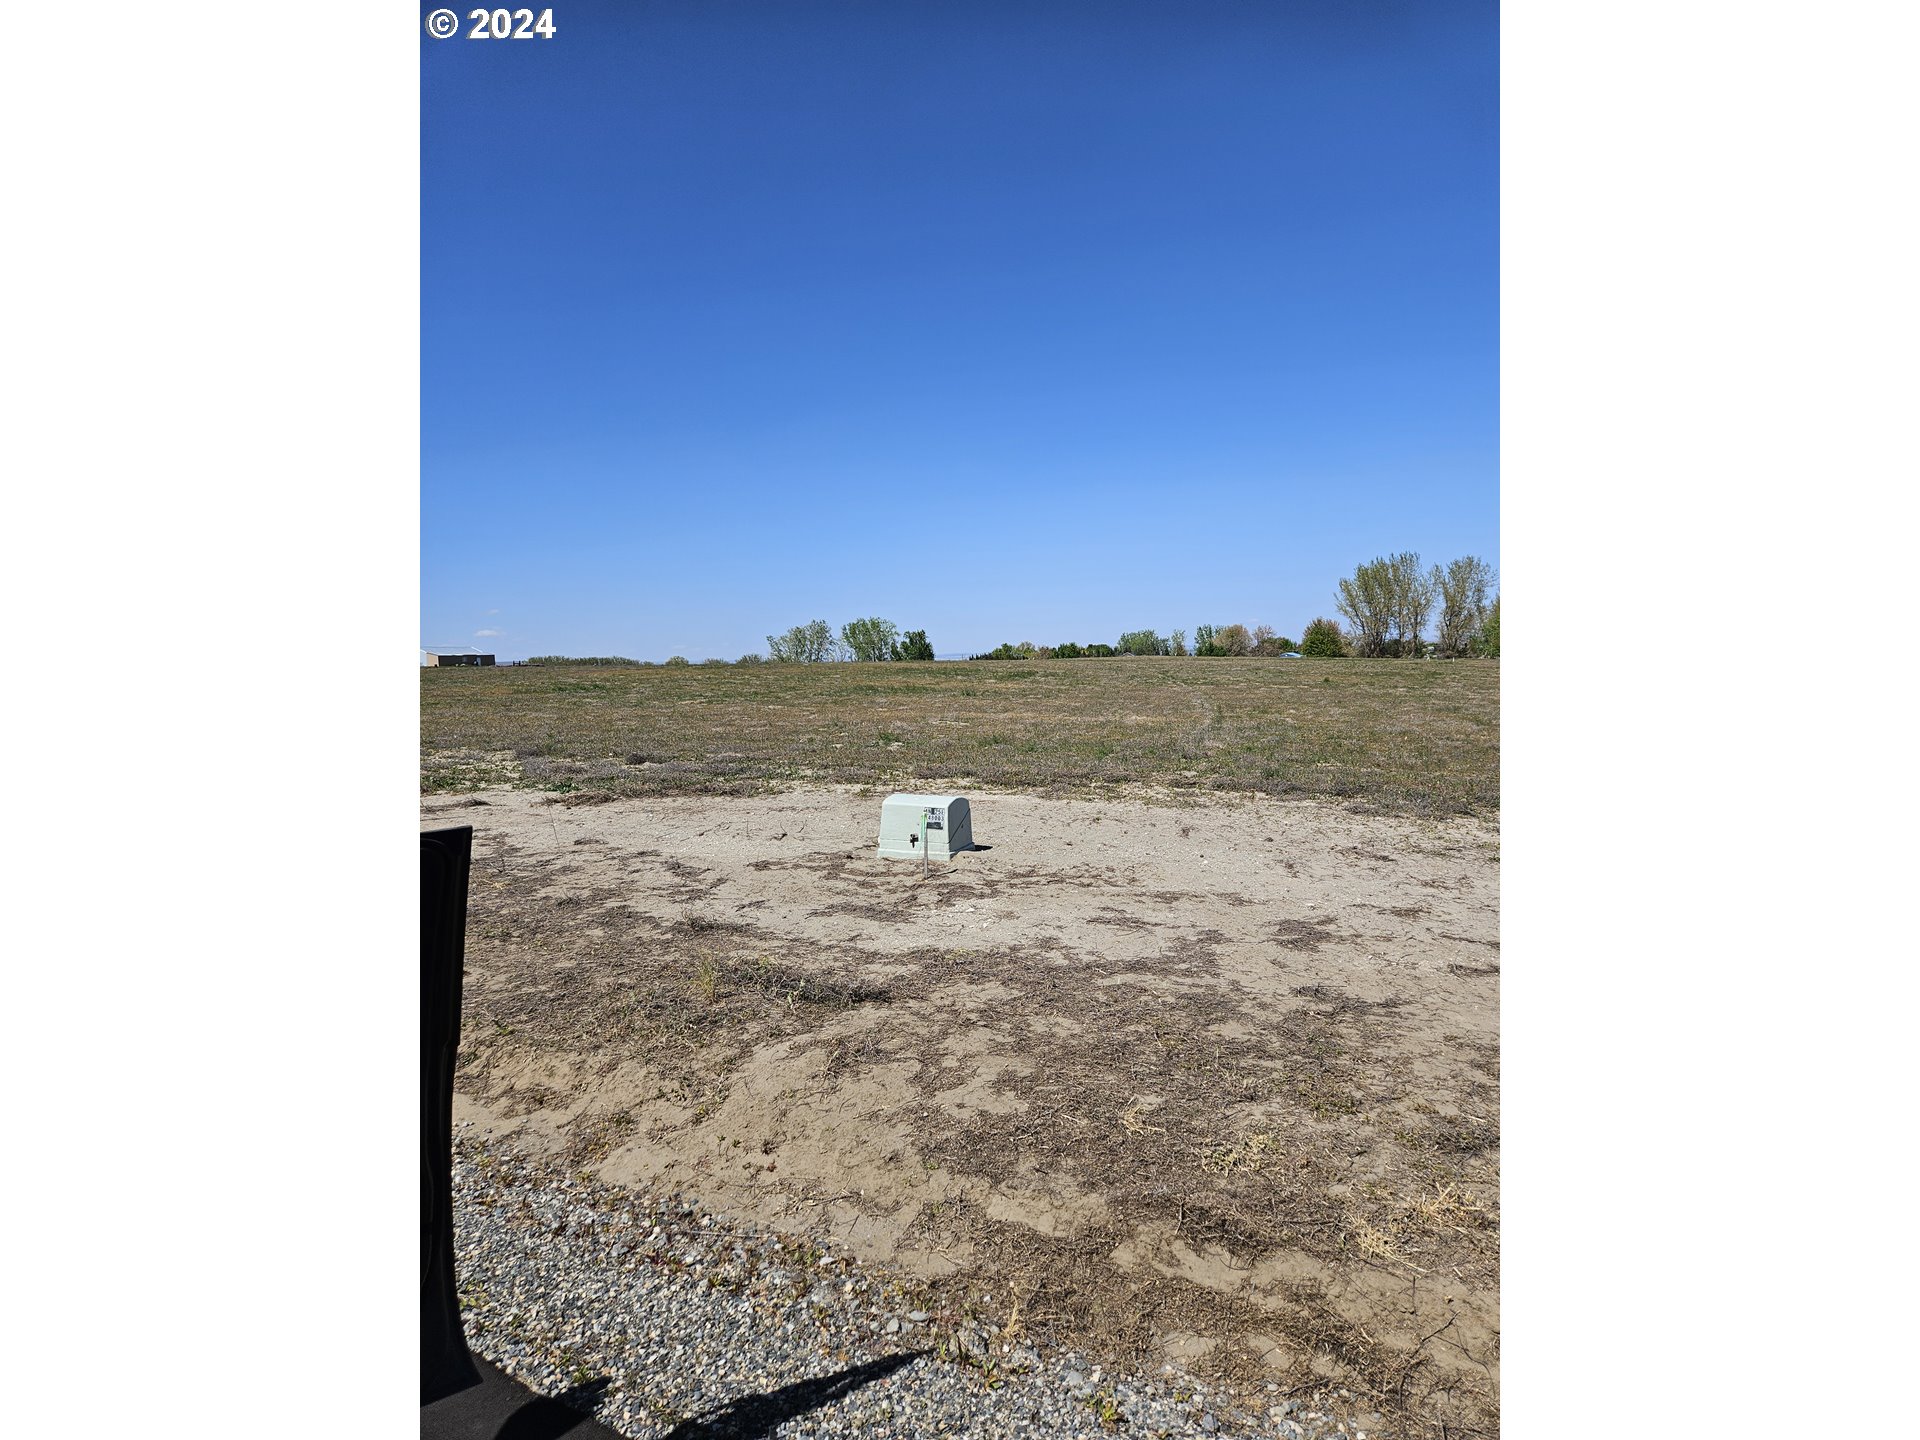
<box><xmin>424</xmin><ymin>785</ymin><xmax>1499</xmax><ymax>1431</ymax></box>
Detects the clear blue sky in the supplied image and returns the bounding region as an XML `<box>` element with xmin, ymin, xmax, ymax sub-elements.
<box><xmin>422</xmin><ymin>0</ymin><xmax>1497</xmax><ymax>661</ymax></box>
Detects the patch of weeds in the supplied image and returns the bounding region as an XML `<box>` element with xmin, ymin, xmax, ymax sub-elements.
<box><xmin>1271</xmin><ymin>1280</ymin><xmax>1391</xmax><ymax>1390</ymax></box>
<box><xmin>1349</xmin><ymin>1217</ymin><xmax>1420</xmax><ymax>1271</ymax></box>
<box><xmin>565</xmin><ymin>1109</ymin><xmax>637</xmax><ymax>1165</ymax></box>
<box><xmin>1395</xmin><ymin>1110</ymin><xmax>1498</xmax><ymax>1160</ymax></box>
<box><xmin>552</xmin><ymin>1345</ymin><xmax>595</xmax><ymax>1388</ymax></box>
<box><xmin>1085</xmin><ymin>1387</ymin><xmax>1127</xmax><ymax>1430</ymax></box>
<box><xmin>1200</xmin><ymin>1129</ymin><xmax>1282</xmax><ymax>1175</ymax></box>
<box><xmin>1301</xmin><ymin>1084</ymin><xmax>1361</xmax><ymax>1119</ymax></box>
<box><xmin>678</xmin><ymin>913</ymin><xmax>749</xmax><ymax>935</ymax></box>
<box><xmin>1406</xmin><ymin>1180</ymin><xmax>1491</xmax><ymax>1235</ymax></box>
<box><xmin>692</xmin><ymin>957</ymin><xmax>721</xmax><ymax>1004</ymax></box>
<box><xmin>1270</xmin><ymin>919</ymin><xmax>1336</xmax><ymax>952</ymax></box>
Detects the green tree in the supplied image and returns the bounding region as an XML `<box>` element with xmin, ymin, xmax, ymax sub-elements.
<box><xmin>1474</xmin><ymin>596</ymin><xmax>1500</xmax><ymax>657</ymax></box>
<box><xmin>1194</xmin><ymin>623</ymin><xmax>1219</xmax><ymax>656</ymax></box>
<box><xmin>1434</xmin><ymin>557</ymin><xmax>1496</xmax><ymax>657</ymax></box>
<box><xmin>1116</xmin><ymin>629</ymin><xmax>1170</xmax><ymax>656</ymax></box>
<box><xmin>840</xmin><ymin>616</ymin><xmax>901</xmax><ymax>662</ymax></box>
<box><xmin>1169</xmin><ymin>629</ymin><xmax>1189</xmax><ymax>656</ymax></box>
<box><xmin>1389</xmin><ymin>552</ymin><xmax>1435</xmax><ymax>656</ymax></box>
<box><xmin>1336</xmin><ymin>560</ymin><xmax>1393</xmax><ymax>656</ymax></box>
<box><xmin>896</xmin><ymin>628</ymin><xmax>934</xmax><ymax>661</ymax></box>
<box><xmin>1214</xmin><ymin>623</ymin><xmax>1253</xmax><ymax>656</ymax></box>
<box><xmin>1338</xmin><ymin>554</ymin><xmax>1431</xmax><ymax>657</ymax></box>
<box><xmin>767</xmin><ymin>619</ymin><xmax>836</xmax><ymax>663</ymax></box>
<box><xmin>1252</xmin><ymin>627</ymin><xmax>1294</xmax><ymax>656</ymax></box>
<box><xmin>1299</xmin><ymin>617</ymin><xmax>1345</xmax><ymax>657</ymax></box>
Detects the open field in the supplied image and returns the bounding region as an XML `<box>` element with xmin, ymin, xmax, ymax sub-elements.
<box><xmin>421</xmin><ymin>658</ymin><xmax>1499</xmax><ymax>817</ymax></box>
<box><xmin>427</xmin><ymin>780</ymin><xmax>1499</xmax><ymax>1437</ymax></box>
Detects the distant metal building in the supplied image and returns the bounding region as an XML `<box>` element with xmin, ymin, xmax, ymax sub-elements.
<box><xmin>422</xmin><ymin>647</ymin><xmax>495</xmax><ymax>667</ymax></box>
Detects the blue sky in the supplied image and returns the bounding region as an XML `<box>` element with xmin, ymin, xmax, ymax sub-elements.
<box><xmin>422</xmin><ymin>0</ymin><xmax>1497</xmax><ymax>660</ymax></box>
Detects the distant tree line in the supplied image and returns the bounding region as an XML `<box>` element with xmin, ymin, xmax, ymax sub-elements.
<box><xmin>955</xmin><ymin>554</ymin><xmax>1496</xmax><ymax>662</ymax></box>
<box><xmin>536</xmin><ymin>559</ymin><xmax>1495</xmax><ymax>668</ymax></box>
<box><xmin>763</xmin><ymin>618</ymin><xmax>937</xmax><ymax>663</ymax></box>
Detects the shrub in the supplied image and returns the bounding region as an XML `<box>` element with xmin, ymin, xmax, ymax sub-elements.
<box><xmin>1117</xmin><ymin>629</ymin><xmax>1170</xmax><ymax>656</ymax></box>
<box><xmin>736</xmin><ymin>652</ymin><xmax>766</xmax><ymax>665</ymax></box>
<box><xmin>1299</xmin><ymin>617</ymin><xmax>1345</xmax><ymax>657</ymax></box>
<box><xmin>522</xmin><ymin>656</ymin><xmax>639</xmax><ymax>667</ymax></box>
<box><xmin>665</xmin><ymin>655</ymin><xmax>690</xmax><ymax>667</ymax></box>
<box><xmin>1053</xmin><ymin>641</ymin><xmax>1085</xmax><ymax>659</ymax></box>
<box><xmin>1084</xmin><ymin>643</ymin><xmax>1116</xmax><ymax>657</ymax></box>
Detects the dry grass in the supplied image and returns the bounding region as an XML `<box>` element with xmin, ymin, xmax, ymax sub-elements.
<box><xmin>422</xmin><ymin>657</ymin><xmax>1499</xmax><ymax>816</ymax></box>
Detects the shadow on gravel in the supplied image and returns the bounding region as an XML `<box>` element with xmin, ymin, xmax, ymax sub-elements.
<box><xmin>660</xmin><ymin>1352</ymin><xmax>923</xmax><ymax>1439</ymax></box>
<box><xmin>495</xmin><ymin>1375</ymin><xmax>616</xmax><ymax>1439</ymax></box>
<box><xmin>423</xmin><ymin>1358</ymin><xmax>622</xmax><ymax>1440</ymax></box>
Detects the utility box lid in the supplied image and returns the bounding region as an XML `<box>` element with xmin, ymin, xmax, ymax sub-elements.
<box><xmin>876</xmin><ymin>793</ymin><xmax>974</xmax><ymax>860</ymax></box>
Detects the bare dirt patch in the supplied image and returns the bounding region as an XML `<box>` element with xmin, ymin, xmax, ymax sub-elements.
<box><xmin>427</xmin><ymin>785</ymin><xmax>1500</xmax><ymax>1436</ymax></box>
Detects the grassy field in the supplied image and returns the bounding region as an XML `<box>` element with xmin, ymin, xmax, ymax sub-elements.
<box><xmin>422</xmin><ymin>658</ymin><xmax>1499</xmax><ymax>816</ymax></box>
